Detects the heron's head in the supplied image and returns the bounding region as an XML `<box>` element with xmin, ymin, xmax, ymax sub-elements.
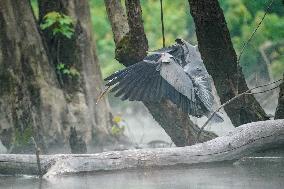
<box><xmin>159</xmin><ymin>53</ymin><xmax>173</xmax><ymax>63</ymax></box>
<box><xmin>175</xmin><ymin>38</ymin><xmax>197</xmax><ymax>53</ymax></box>
<box><xmin>175</xmin><ymin>38</ymin><xmax>185</xmax><ymax>45</ymax></box>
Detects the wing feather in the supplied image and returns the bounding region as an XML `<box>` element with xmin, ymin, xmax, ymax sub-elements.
<box><xmin>114</xmin><ymin>63</ymin><xmax>151</xmax><ymax>97</ymax></box>
<box><xmin>194</xmin><ymin>76</ymin><xmax>214</xmax><ymax>111</ymax></box>
<box><xmin>160</xmin><ymin>58</ymin><xmax>195</xmax><ymax>102</ymax></box>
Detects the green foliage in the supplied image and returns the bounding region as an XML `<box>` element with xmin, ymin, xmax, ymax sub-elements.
<box><xmin>56</xmin><ymin>63</ymin><xmax>80</xmax><ymax>77</ymax></box>
<box><xmin>40</xmin><ymin>12</ymin><xmax>78</xmax><ymax>79</ymax></box>
<box><xmin>221</xmin><ymin>0</ymin><xmax>284</xmax><ymax>79</ymax></box>
<box><xmin>224</xmin><ymin>0</ymin><xmax>252</xmax><ymax>37</ymax></box>
<box><xmin>111</xmin><ymin>125</ymin><xmax>125</xmax><ymax>137</ymax></box>
<box><xmin>110</xmin><ymin>115</ymin><xmax>126</xmax><ymax>137</ymax></box>
<box><xmin>40</xmin><ymin>11</ymin><xmax>74</xmax><ymax>39</ymax></box>
<box><xmin>89</xmin><ymin>0</ymin><xmax>283</xmax><ymax>81</ymax></box>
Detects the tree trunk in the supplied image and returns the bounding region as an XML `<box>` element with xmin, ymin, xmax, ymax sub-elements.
<box><xmin>0</xmin><ymin>119</ymin><xmax>283</xmax><ymax>177</ymax></box>
<box><xmin>188</xmin><ymin>0</ymin><xmax>268</xmax><ymax>127</ymax></box>
<box><xmin>113</xmin><ymin>0</ymin><xmax>148</xmax><ymax>67</ymax></box>
<box><xmin>0</xmin><ymin>0</ymin><xmax>67</xmax><ymax>153</ymax></box>
<box><xmin>104</xmin><ymin>0</ymin><xmax>217</xmax><ymax>146</ymax></box>
<box><xmin>0</xmin><ymin>0</ymin><xmax>114</xmax><ymax>153</ymax></box>
<box><xmin>275</xmin><ymin>74</ymin><xmax>284</xmax><ymax>119</ymax></box>
<box><xmin>38</xmin><ymin>0</ymin><xmax>115</xmax><ymax>147</ymax></box>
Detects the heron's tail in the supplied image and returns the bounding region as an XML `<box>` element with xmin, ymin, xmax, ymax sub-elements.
<box><xmin>206</xmin><ymin>112</ymin><xmax>224</xmax><ymax>123</ymax></box>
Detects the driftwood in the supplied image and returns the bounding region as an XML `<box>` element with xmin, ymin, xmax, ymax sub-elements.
<box><xmin>0</xmin><ymin>119</ymin><xmax>283</xmax><ymax>178</ymax></box>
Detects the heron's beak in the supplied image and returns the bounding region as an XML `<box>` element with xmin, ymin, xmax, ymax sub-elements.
<box><xmin>160</xmin><ymin>53</ymin><xmax>173</xmax><ymax>63</ymax></box>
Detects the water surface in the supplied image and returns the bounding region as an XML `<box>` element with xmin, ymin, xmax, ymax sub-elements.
<box><xmin>1</xmin><ymin>161</ymin><xmax>283</xmax><ymax>189</ymax></box>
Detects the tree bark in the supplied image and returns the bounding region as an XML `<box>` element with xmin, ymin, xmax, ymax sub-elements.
<box><xmin>0</xmin><ymin>0</ymin><xmax>67</xmax><ymax>153</ymax></box>
<box><xmin>0</xmin><ymin>119</ymin><xmax>283</xmax><ymax>177</ymax></box>
<box><xmin>188</xmin><ymin>0</ymin><xmax>268</xmax><ymax>126</ymax></box>
<box><xmin>114</xmin><ymin>0</ymin><xmax>148</xmax><ymax>66</ymax></box>
<box><xmin>104</xmin><ymin>0</ymin><xmax>129</xmax><ymax>44</ymax></box>
<box><xmin>275</xmin><ymin>74</ymin><xmax>284</xmax><ymax>119</ymax></box>
<box><xmin>0</xmin><ymin>0</ymin><xmax>115</xmax><ymax>153</ymax></box>
<box><xmin>104</xmin><ymin>0</ymin><xmax>217</xmax><ymax>146</ymax></box>
<box><xmin>38</xmin><ymin>0</ymin><xmax>116</xmax><ymax>146</ymax></box>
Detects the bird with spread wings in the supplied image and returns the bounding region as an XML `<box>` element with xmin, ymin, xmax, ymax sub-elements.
<box><xmin>101</xmin><ymin>39</ymin><xmax>223</xmax><ymax>122</ymax></box>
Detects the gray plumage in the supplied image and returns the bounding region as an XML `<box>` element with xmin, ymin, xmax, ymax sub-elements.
<box><xmin>104</xmin><ymin>39</ymin><xmax>223</xmax><ymax>122</ymax></box>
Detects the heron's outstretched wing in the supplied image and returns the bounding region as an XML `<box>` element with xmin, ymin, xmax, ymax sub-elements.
<box><xmin>104</xmin><ymin>54</ymin><xmax>198</xmax><ymax>114</ymax></box>
<box><xmin>105</xmin><ymin>61</ymin><xmax>162</xmax><ymax>102</ymax></box>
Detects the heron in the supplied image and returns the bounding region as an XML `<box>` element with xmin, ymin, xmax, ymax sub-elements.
<box><xmin>102</xmin><ymin>39</ymin><xmax>223</xmax><ymax>122</ymax></box>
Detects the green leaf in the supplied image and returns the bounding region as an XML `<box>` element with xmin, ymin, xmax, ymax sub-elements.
<box><xmin>63</xmin><ymin>31</ymin><xmax>74</xmax><ymax>39</ymax></box>
<box><xmin>40</xmin><ymin>11</ymin><xmax>74</xmax><ymax>39</ymax></box>
<box><xmin>56</xmin><ymin>63</ymin><xmax>65</xmax><ymax>70</ymax></box>
<box><xmin>43</xmin><ymin>11</ymin><xmax>61</xmax><ymax>20</ymax></box>
<box><xmin>69</xmin><ymin>67</ymin><xmax>80</xmax><ymax>76</ymax></box>
<box><xmin>63</xmin><ymin>69</ymin><xmax>70</xmax><ymax>75</ymax></box>
<box><xmin>40</xmin><ymin>18</ymin><xmax>56</xmax><ymax>29</ymax></box>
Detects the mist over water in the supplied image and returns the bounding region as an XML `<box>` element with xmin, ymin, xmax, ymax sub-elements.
<box><xmin>1</xmin><ymin>161</ymin><xmax>283</xmax><ymax>189</ymax></box>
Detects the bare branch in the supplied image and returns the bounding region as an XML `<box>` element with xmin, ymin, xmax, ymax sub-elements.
<box><xmin>237</xmin><ymin>0</ymin><xmax>275</xmax><ymax>63</ymax></box>
<box><xmin>197</xmin><ymin>79</ymin><xmax>283</xmax><ymax>142</ymax></box>
<box><xmin>236</xmin><ymin>0</ymin><xmax>275</xmax><ymax>93</ymax></box>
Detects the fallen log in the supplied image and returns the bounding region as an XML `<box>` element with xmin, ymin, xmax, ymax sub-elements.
<box><xmin>0</xmin><ymin>119</ymin><xmax>283</xmax><ymax>178</ymax></box>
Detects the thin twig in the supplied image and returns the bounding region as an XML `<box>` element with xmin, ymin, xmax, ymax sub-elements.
<box><xmin>96</xmin><ymin>85</ymin><xmax>111</xmax><ymax>104</ymax></box>
<box><xmin>197</xmin><ymin>78</ymin><xmax>283</xmax><ymax>142</ymax></box>
<box><xmin>236</xmin><ymin>0</ymin><xmax>275</xmax><ymax>93</ymax></box>
<box><xmin>160</xmin><ymin>0</ymin><xmax>165</xmax><ymax>47</ymax></box>
<box><xmin>249</xmin><ymin>85</ymin><xmax>280</xmax><ymax>95</ymax></box>
<box><xmin>31</xmin><ymin>137</ymin><xmax>42</xmax><ymax>178</ymax></box>
<box><xmin>237</xmin><ymin>0</ymin><xmax>274</xmax><ymax>63</ymax></box>
<box><xmin>249</xmin><ymin>78</ymin><xmax>282</xmax><ymax>91</ymax></box>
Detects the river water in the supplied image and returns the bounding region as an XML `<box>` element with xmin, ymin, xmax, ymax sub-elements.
<box><xmin>1</xmin><ymin>160</ymin><xmax>283</xmax><ymax>189</ymax></box>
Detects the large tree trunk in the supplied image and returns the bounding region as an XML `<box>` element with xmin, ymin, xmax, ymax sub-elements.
<box><xmin>0</xmin><ymin>0</ymin><xmax>114</xmax><ymax>153</ymax></box>
<box><xmin>0</xmin><ymin>0</ymin><xmax>67</xmax><ymax>153</ymax></box>
<box><xmin>188</xmin><ymin>0</ymin><xmax>268</xmax><ymax>127</ymax></box>
<box><xmin>38</xmin><ymin>0</ymin><xmax>114</xmax><ymax>146</ymax></box>
<box><xmin>0</xmin><ymin>119</ymin><xmax>283</xmax><ymax>177</ymax></box>
<box><xmin>104</xmin><ymin>0</ymin><xmax>217</xmax><ymax>146</ymax></box>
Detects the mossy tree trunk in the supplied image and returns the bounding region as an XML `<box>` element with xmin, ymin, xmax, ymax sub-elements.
<box><xmin>0</xmin><ymin>0</ymin><xmax>114</xmax><ymax>153</ymax></box>
<box><xmin>188</xmin><ymin>0</ymin><xmax>269</xmax><ymax>127</ymax></box>
<box><xmin>105</xmin><ymin>0</ymin><xmax>217</xmax><ymax>146</ymax></box>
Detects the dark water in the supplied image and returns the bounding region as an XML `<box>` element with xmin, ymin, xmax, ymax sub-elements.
<box><xmin>1</xmin><ymin>161</ymin><xmax>284</xmax><ymax>189</ymax></box>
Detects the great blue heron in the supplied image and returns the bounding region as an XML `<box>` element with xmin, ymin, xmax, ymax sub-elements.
<box><xmin>103</xmin><ymin>39</ymin><xmax>223</xmax><ymax>122</ymax></box>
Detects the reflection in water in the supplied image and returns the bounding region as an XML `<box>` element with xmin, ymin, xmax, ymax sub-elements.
<box><xmin>1</xmin><ymin>162</ymin><xmax>284</xmax><ymax>189</ymax></box>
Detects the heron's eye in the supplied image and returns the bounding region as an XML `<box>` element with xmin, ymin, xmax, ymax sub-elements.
<box><xmin>175</xmin><ymin>38</ymin><xmax>183</xmax><ymax>45</ymax></box>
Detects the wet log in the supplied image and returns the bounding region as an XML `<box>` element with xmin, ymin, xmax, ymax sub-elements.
<box><xmin>0</xmin><ymin>119</ymin><xmax>283</xmax><ymax>178</ymax></box>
